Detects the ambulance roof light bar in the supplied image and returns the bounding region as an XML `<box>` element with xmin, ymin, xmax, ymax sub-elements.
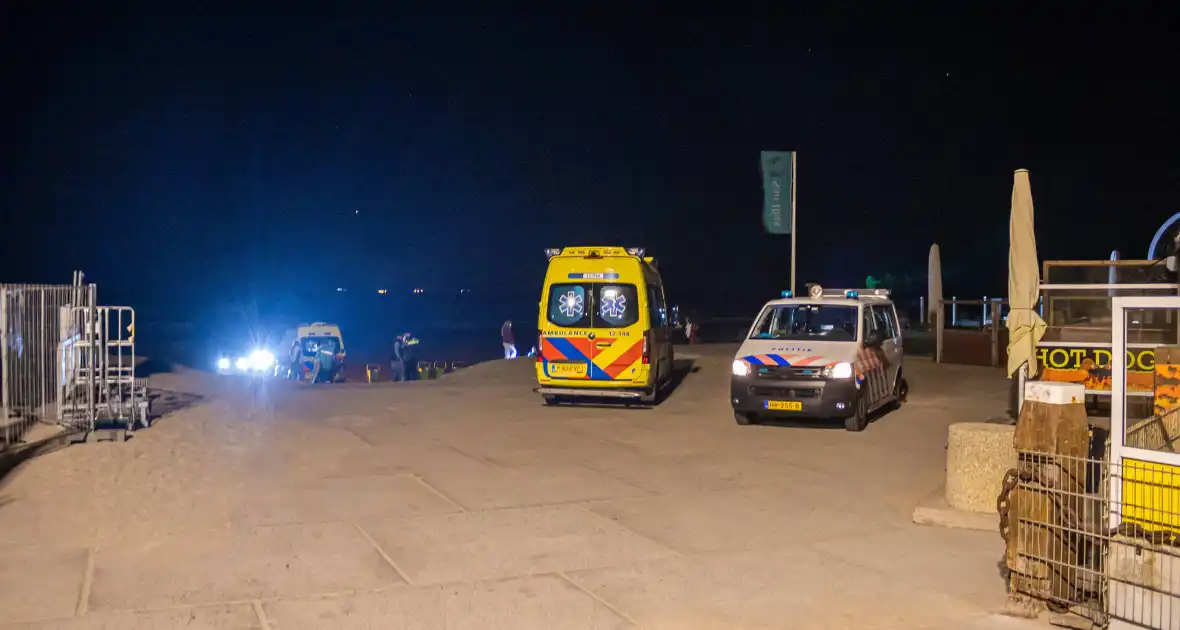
<box><xmin>544</xmin><ymin>248</ymin><xmax>563</xmax><ymax>259</ymax></box>
<box><xmin>626</xmin><ymin>247</ymin><xmax>646</xmax><ymax>257</ymax></box>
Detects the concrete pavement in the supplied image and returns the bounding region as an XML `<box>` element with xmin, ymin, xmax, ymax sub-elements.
<box><xmin>0</xmin><ymin>345</ymin><xmax>1043</xmax><ymax>629</ymax></box>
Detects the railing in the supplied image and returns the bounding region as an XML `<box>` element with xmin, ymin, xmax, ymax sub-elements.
<box><xmin>935</xmin><ymin>298</ymin><xmax>1009</xmax><ymax>367</ymax></box>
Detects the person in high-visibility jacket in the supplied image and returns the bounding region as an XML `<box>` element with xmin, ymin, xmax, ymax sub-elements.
<box><xmin>389</xmin><ymin>334</ymin><xmax>409</xmax><ymax>382</ymax></box>
<box><xmin>404</xmin><ymin>333</ymin><xmax>420</xmax><ymax>381</ymax></box>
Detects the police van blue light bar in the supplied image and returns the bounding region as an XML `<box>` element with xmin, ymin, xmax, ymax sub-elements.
<box><xmin>781</xmin><ymin>290</ymin><xmax>793</xmax><ymax>298</ymax></box>
<box><xmin>820</xmin><ymin>287</ymin><xmax>891</xmax><ymax>299</ymax></box>
<box><xmin>544</xmin><ymin>248</ymin><xmax>562</xmax><ymax>259</ymax></box>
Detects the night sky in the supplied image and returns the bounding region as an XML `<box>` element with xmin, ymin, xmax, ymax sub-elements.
<box><xmin>3</xmin><ymin>6</ymin><xmax>1177</xmax><ymax>321</ymax></box>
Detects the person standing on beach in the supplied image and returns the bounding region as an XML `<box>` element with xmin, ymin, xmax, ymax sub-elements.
<box><xmin>390</xmin><ymin>333</ymin><xmax>407</xmax><ymax>382</ymax></box>
<box><xmin>403</xmin><ymin>332</ymin><xmax>419</xmax><ymax>381</ymax></box>
<box><xmin>501</xmin><ymin>320</ymin><xmax>517</xmax><ymax>359</ymax></box>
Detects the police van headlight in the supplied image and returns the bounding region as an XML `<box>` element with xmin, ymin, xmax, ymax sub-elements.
<box><xmin>823</xmin><ymin>362</ymin><xmax>854</xmax><ymax>379</ymax></box>
<box><xmin>732</xmin><ymin>359</ymin><xmax>752</xmax><ymax>377</ymax></box>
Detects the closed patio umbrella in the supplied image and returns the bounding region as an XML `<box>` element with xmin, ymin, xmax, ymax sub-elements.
<box><xmin>1006</xmin><ymin>169</ymin><xmax>1047</xmax><ymax>377</ymax></box>
<box><xmin>928</xmin><ymin>244</ymin><xmax>942</xmax><ymax>327</ymax></box>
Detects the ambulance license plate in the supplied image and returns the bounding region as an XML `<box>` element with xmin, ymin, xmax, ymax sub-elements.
<box><xmin>549</xmin><ymin>362</ymin><xmax>588</xmax><ymax>377</ymax></box>
<box><xmin>765</xmin><ymin>400</ymin><xmax>803</xmax><ymax>411</ymax></box>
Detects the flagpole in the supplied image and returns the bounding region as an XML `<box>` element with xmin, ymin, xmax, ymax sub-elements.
<box><xmin>790</xmin><ymin>152</ymin><xmax>797</xmax><ymax>295</ymax></box>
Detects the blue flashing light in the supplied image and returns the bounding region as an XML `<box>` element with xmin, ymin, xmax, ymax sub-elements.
<box><xmin>845</xmin><ymin>291</ymin><xmax>859</xmax><ymax>299</ymax></box>
<box><xmin>781</xmin><ymin>290</ymin><xmax>793</xmax><ymax>298</ymax></box>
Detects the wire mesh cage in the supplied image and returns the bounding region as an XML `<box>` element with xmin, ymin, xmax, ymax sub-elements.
<box><xmin>1005</xmin><ymin>448</ymin><xmax>1180</xmax><ymax>628</ymax></box>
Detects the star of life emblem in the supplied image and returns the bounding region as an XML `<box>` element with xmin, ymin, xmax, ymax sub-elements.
<box><xmin>600</xmin><ymin>291</ymin><xmax>627</xmax><ymax>319</ymax></box>
<box><xmin>559</xmin><ymin>290</ymin><xmax>584</xmax><ymax>318</ymax></box>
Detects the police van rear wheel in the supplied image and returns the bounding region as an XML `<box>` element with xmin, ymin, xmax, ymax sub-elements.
<box><xmin>640</xmin><ymin>387</ymin><xmax>657</xmax><ymax>405</ymax></box>
<box><xmin>844</xmin><ymin>395</ymin><xmax>868</xmax><ymax>432</ymax></box>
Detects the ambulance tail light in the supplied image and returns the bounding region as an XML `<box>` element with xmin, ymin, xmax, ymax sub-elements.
<box><xmin>642</xmin><ymin>330</ymin><xmax>651</xmax><ymax>365</ymax></box>
<box><xmin>537</xmin><ymin>335</ymin><xmax>543</xmax><ymax>363</ymax></box>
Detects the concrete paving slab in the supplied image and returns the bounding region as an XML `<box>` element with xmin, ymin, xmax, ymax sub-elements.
<box><xmin>228</xmin><ymin>428</ymin><xmax>375</xmax><ymax>484</ymax></box>
<box><xmin>810</xmin><ymin>523</ymin><xmax>1010</xmax><ymax>609</ymax></box>
<box><xmin>325</xmin><ymin>403</ymin><xmax>513</xmax><ymax>446</ymax></box>
<box><xmin>912</xmin><ymin>486</ymin><xmax>999</xmax><ymax>532</ymax></box>
<box><xmin>0</xmin><ymin>497</ymin><xmax>98</xmax><ymax>549</ymax></box>
<box><xmin>586</xmin><ymin>486</ymin><xmax>899</xmax><ymax>554</ymax></box>
<box><xmin>577</xmin><ymin>450</ymin><xmax>704</xmax><ymax>495</ymax></box>
<box><xmin>960</xmin><ymin>613</ymin><xmax>1048</xmax><ymax>629</ymax></box>
<box><xmin>569</xmin><ymin>421</ymin><xmax>737</xmax><ymax>458</ymax></box>
<box><xmin>336</xmin><ymin>418</ymin><xmax>454</xmax><ymax>448</ymax></box>
<box><xmin>232</xmin><ymin>474</ymin><xmax>464</xmax><ymax>525</ymax></box>
<box><xmin>88</xmin><ymin>522</ymin><xmax>404</xmax><ymax>611</ymax></box>
<box><xmin>765</xmin><ymin>440</ymin><xmax>949</xmax><ymax>510</ymax></box>
<box><xmin>261</xmin><ymin>575</ymin><xmax>631</xmax><ymax>629</ymax></box>
<box><xmin>362</xmin><ymin>505</ymin><xmax>676</xmax><ymax>585</ymax></box>
<box><xmin>579</xmin><ymin>447</ymin><xmax>871</xmax><ymax>504</ymax></box>
<box><xmin>0</xmin><ymin>545</ymin><xmax>88</xmax><ymax>624</ymax></box>
<box><xmin>568</xmin><ymin>547</ymin><xmax>986</xmax><ymax>629</ymax></box>
<box><xmin>443</xmin><ymin>426</ymin><xmax>626</xmax><ymax>468</ymax></box>
<box><xmin>0</xmin><ymin>604</ymin><xmax>262</xmax><ymax>630</ymax></box>
<box><xmin>324</xmin><ymin>441</ymin><xmax>499</xmax><ymax>479</ymax></box>
<box><xmin>912</xmin><ymin>503</ymin><xmax>998</xmax><ymax>532</ymax></box>
<box><xmin>417</xmin><ymin>464</ymin><xmax>652</xmax><ymax>510</ymax></box>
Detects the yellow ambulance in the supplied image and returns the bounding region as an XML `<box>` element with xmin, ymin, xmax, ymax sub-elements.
<box><xmin>535</xmin><ymin>246</ymin><xmax>673</xmax><ymax>405</ymax></box>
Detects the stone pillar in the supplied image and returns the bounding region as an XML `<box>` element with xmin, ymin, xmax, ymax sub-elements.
<box><xmin>945</xmin><ymin>423</ymin><xmax>1017</xmax><ymax>513</ymax></box>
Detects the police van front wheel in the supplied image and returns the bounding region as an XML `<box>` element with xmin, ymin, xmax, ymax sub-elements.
<box><xmin>892</xmin><ymin>376</ymin><xmax>908</xmax><ymax>409</ymax></box>
<box><xmin>734</xmin><ymin>411</ymin><xmax>760</xmax><ymax>426</ymax></box>
<box><xmin>844</xmin><ymin>395</ymin><xmax>869</xmax><ymax>432</ymax></box>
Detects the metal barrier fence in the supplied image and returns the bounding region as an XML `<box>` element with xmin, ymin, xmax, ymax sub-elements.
<box><xmin>1</xmin><ymin>282</ymin><xmax>97</xmax><ymax>445</ymax></box>
<box><xmin>1005</xmin><ymin>449</ymin><xmax>1180</xmax><ymax>628</ymax></box>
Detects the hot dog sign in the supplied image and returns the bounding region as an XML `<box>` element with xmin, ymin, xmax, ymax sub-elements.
<box><xmin>1035</xmin><ymin>346</ymin><xmax>1155</xmax><ymax>392</ymax></box>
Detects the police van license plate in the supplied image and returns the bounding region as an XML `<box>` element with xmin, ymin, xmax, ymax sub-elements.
<box><xmin>765</xmin><ymin>400</ymin><xmax>803</xmax><ymax>411</ymax></box>
<box><xmin>549</xmin><ymin>362</ymin><xmax>587</xmax><ymax>377</ymax></box>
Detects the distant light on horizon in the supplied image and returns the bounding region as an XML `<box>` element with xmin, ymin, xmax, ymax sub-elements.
<box><xmin>336</xmin><ymin>287</ymin><xmax>346</xmax><ymax>292</ymax></box>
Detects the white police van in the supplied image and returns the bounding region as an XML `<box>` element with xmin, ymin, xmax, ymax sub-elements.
<box><xmin>730</xmin><ymin>284</ymin><xmax>907</xmax><ymax>431</ymax></box>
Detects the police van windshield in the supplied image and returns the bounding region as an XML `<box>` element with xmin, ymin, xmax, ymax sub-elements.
<box><xmin>547</xmin><ymin>283</ymin><xmax>640</xmax><ymax>328</ymax></box>
<box><xmin>750</xmin><ymin>304</ymin><xmax>858</xmax><ymax>341</ymax></box>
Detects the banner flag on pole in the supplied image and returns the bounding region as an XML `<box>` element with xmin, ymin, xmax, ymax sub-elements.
<box><xmin>760</xmin><ymin>151</ymin><xmax>795</xmax><ymax>235</ymax></box>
